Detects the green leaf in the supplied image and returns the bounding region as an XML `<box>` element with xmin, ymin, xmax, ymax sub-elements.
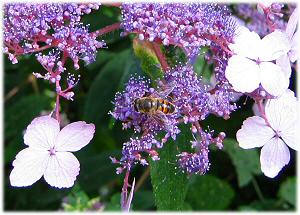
<box><xmin>78</xmin><ymin>150</ymin><xmax>121</xmax><ymax>193</ymax></box>
<box><xmin>62</xmin><ymin>184</ymin><xmax>102</xmax><ymax>212</ymax></box>
<box><xmin>84</xmin><ymin>49</ymin><xmax>138</xmax><ymax>125</ymax></box>
<box><xmin>278</xmin><ymin>177</ymin><xmax>296</xmax><ymax>206</ymax></box>
<box><xmin>193</xmin><ymin>51</ymin><xmax>212</xmax><ymax>82</ymax></box>
<box><xmin>149</xmin><ymin>126</ymin><xmax>191</xmax><ymax>211</ymax></box>
<box><xmin>186</xmin><ymin>175</ymin><xmax>235</xmax><ymax>210</ymax></box>
<box><xmin>181</xmin><ymin>202</ymin><xmax>193</xmax><ymax>211</ymax></box>
<box><xmin>162</xmin><ymin>45</ymin><xmax>187</xmax><ymax>68</ymax></box>
<box><xmin>132</xmin><ymin>190</ymin><xmax>155</xmax><ymax>211</ymax></box>
<box><xmin>133</xmin><ymin>38</ymin><xmax>164</xmax><ymax>81</ymax></box>
<box><xmin>223</xmin><ymin>138</ymin><xmax>261</xmax><ymax>187</ymax></box>
<box><xmin>104</xmin><ymin>193</ymin><xmax>121</xmax><ymax>211</ymax></box>
<box><xmin>5</xmin><ymin>94</ymin><xmax>52</xmax><ymax>164</ymax></box>
<box><xmin>238</xmin><ymin>199</ymin><xmax>285</xmax><ymax>211</ymax></box>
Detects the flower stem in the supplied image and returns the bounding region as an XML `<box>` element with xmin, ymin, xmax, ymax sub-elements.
<box><xmin>102</xmin><ymin>2</ymin><xmax>121</xmax><ymax>8</ymax></box>
<box><xmin>91</xmin><ymin>22</ymin><xmax>121</xmax><ymax>38</ymax></box>
<box><xmin>55</xmin><ymin>89</ymin><xmax>60</xmax><ymax>124</ymax></box>
<box><xmin>252</xmin><ymin>177</ymin><xmax>265</xmax><ymax>202</ymax></box>
<box><xmin>151</xmin><ymin>42</ymin><xmax>170</xmax><ymax>72</ymax></box>
<box><xmin>256</xmin><ymin>99</ymin><xmax>271</xmax><ymax>127</ymax></box>
<box><xmin>121</xmin><ymin>170</ymin><xmax>130</xmax><ymax>209</ymax></box>
<box><xmin>134</xmin><ymin>166</ymin><xmax>150</xmax><ymax>192</ymax></box>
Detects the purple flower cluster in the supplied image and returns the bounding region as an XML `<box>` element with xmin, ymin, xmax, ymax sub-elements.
<box><xmin>111</xmin><ymin>65</ymin><xmax>232</xmax><ymax>174</ymax></box>
<box><xmin>164</xmin><ymin>65</ymin><xmax>237</xmax><ymax>120</ymax></box>
<box><xmin>111</xmin><ymin>134</ymin><xmax>161</xmax><ymax>173</ymax></box>
<box><xmin>177</xmin><ymin>152</ymin><xmax>210</xmax><ymax>175</ymax></box>
<box><xmin>4</xmin><ymin>3</ymin><xmax>104</xmax><ymax>68</ymax></box>
<box><xmin>121</xmin><ymin>3</ymin><xmax>236</xmax><ymax>61</ymax></box>
<box><xmin>177</xmin><ymin>126</ymin><xmax>225</xmax><ymax>175</ymax></box>
<box><xmin>234</xmin><ymin>3</ymin><xmax>293</xmax><ymax>37</ymax></box>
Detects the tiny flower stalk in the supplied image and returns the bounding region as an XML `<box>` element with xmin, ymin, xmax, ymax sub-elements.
<box><xmin>121</xmin><ymin>171</ymin><xmax>135</xmax><ymax>212</ymax></box>
<box><xmin>151</xmin><ymin>43</ymin><xmax>170</xmax><ymax>72</ymax></box>
<box><xmin>91</xmin><ymin>22</ymin><xmax>121</xmax><ymax>38</ymax></box>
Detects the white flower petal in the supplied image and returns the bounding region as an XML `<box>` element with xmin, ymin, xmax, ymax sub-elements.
<box><xmin>225</xmin><ymin>55</ymin><xmax>260</xmax><ymax>93</ymax></box>
<box><xmin>44</xmin><ymin>152</ymin><xmax>80</xmax><ymax>188</ymax></box>
<box><xmin>265</xmin><ymin>89</ymin><xmax>298</xmax><ymax>130</ymax></box>
<box><xmin>286</xmin><ymin>7</ymin><xmax>299</xmax><ymax>39</ymax></box>
<box><xmin>24</xmin><ymin>116</ymin><xmax>60</xmax><ymax>150</ymax></box>
<box><xmin>229</xmin><ymin>26</ymin><xmax>261</xmax><ymax>59</ymax></box>
<box><xmin>265</xmin><ymin>90</ymin><xmax>299</xmax><ymax>150</ymax></box>
<box><xmin>237</xmin><ymin>116</ymin><xmax>274</xmax><ymax>149</ymax></box>
<box><xmin>260</xmin><ymin>30</ymin><xmax>291</xmax><ymax>61</ymax></box>
<box><xmin>276</xmin><ymin>54</ymin><xmax>292</xmax><ymax>79</ymax></box>
<box><xmin>289</xmin><ymin>29</ymin><xmax>299</xmax><ymax>62</ymax></box>
<box><xmin>55</xmin><ymin>122</ymin><xmax>95</xmax><ymax>152</ymax></box>
<box><xmin>10</xmin><ymin>148</ymin><xmax>49</xmax><ymax>187</ymax></box>
<box><xmin>260</xmin><ymin>138</ymin><xmax>290</xmax><ymax>178</ymax></box>
<box><xmin>281</xmin><ymin>125</ymin><xmax>298</xmax><ymax>151</ymax></box>
<box><xmin>260</xmin><ymin>62</ymin><xmax>289</xmax><ymax>96</ymax></box>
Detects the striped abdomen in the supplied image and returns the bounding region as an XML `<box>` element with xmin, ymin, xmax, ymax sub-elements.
<box><xmin>134</xmin><ymin>97</ymin><xmax>175</xmax><ymax>114</ymax></box>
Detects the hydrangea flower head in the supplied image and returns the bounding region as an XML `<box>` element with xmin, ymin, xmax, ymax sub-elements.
<box><xmin>9</xmin><ymin>116</ymin><xmax>95</xmax><ymax>188</ymax></box>
<box><xmin>236</xmin><ymin>90</ymin><xmax>298</xmax><ymax>177</ymax></box>
<box><xmin>4</xmin><ymin>3</ymin><xmax>104</xmax><ymax>68</ymax></box>
<box><xmin>121</xmin><ymin>3</ymin><xmax>236</xmax><ymax>60</ymax></box>
<box><xmin>225</xmin><ymin>26</ymin><xmax>291</xmax><ymax>96</ymax></box>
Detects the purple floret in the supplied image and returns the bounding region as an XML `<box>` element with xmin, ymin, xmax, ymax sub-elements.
<box><xmin>121</xmin><ymin>3</ymin><xmax>236</xmax><ymax>61</ymax></box>
<box><xmin>4</xmin><ymin>3</ymin><xmax>103</xmax><ymax>68</ymax></box>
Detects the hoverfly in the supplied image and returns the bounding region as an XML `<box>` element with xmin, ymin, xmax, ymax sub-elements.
<box><xmin>133</xmin><ymin>82</ymin><xmax>177</xmax><ymax>129</ymax></box>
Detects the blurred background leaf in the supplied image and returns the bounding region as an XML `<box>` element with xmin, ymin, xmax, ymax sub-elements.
<box><xmin>278</xmin><ymin>177</ymin><xmax>296</xmax><ymax>206</ymax></box>
<box><xmin>186</xmin><ymin>175</ymin><xmax>235</xmax><ymax>210</ymax></box>
<box><xmin>223</xmin><ymin>138</ymin><xmax>261</xmax><ymax>187</ymax></box>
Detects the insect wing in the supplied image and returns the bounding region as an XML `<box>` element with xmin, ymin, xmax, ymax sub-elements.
<box><xmin>152</xmin><ymin>110</ymin><xmax>173</xmax><ymax>131</ymax></box>
<box><xmin>156</xmin><ymin>81</ymin><xmax>176</xmax><ymax>99</ymax></box>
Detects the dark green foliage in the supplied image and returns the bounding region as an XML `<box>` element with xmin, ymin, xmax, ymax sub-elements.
<box><xmin>186</xmin><ymin>175</ymin><xmax>235</xmax><ymax>210</ymax></box>
<box><xmin>278</xmin><ymin>177</ymin><xmax>296</xmax><ymax>206</ymax></box>
<box><xmin>223</xmin><ymin>139</ymin><xmax>261</xmax><ymax>187</ymax></box>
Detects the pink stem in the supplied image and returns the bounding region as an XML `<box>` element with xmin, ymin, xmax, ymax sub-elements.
<box><xmin>25</xmin><ymin>44</ymin><xmax>56</xmax><ymax>54</ymax></box>
<box><xmin>256</xmin><ymin>99</ymin><xmax>271</xmax><ymax>127</ymax></box>
<box><xmin>91</xmin><ymin>22</ymin><xmax>121</xmax><ymax>37</ymax></box>
<box><xmin>121</xmin><ymin>170</ymin><xmax>130</xmax><ymax>207</ymax></box>
<box><xmin>55</xmin><ymin>86</ymin><xmax>60</xmax><ymax>124</ymax></box>
<box><xmin>151</xmin><ymin>42</ymin><xmax>170</xmax><ymax>72</ymax></box>
<box><xmin>102</xmin><ymin>2</ymin><xmax>122</xmax><ymax>7</ymax></box>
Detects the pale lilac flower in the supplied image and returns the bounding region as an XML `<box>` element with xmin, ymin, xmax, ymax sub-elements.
<box><xmin>237</xmin><ymin>90</ymin><xmax>298</xmax><ymax>178</ymax></box>
<box><xmin>9</xmin><ymin>116</ymin><xmax>95</xmax><ymax>188</ymax></box>
<box><xmin>225</xmin><ymin>26</ymin><xmax>291</xmax><ymax>96</ymax></box>
<box><xmin>276</xmin><ymin>7</ymin><xmax>299</xmax><ymax>77</ymax></box>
